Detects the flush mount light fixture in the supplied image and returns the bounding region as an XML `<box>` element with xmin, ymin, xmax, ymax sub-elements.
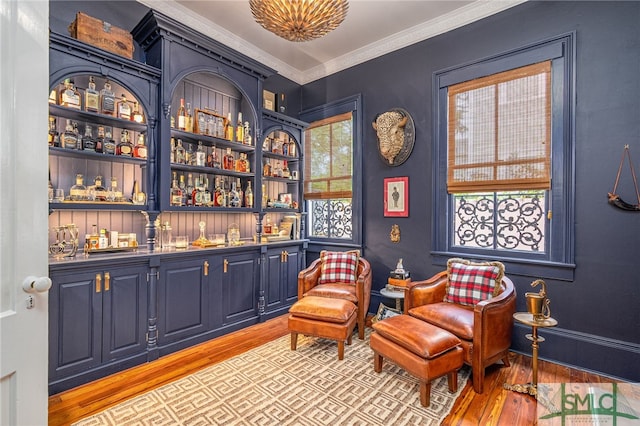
<box><xmin>249</xmin><ymin>0</ymin><xmax>349</xmax><ymax>42</ymax></box>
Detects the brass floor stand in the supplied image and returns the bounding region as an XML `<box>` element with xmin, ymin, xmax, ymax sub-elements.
<box><xmin>503</xmin><ymin>312</ymin><xmax>557</xmax><ymax>398</ymax></box>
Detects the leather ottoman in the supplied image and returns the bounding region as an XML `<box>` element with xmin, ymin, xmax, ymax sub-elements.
<box><xmin>370</xmin><ymin>314</ymin><xmax>464</xmax><ymax>407</ymax></box>
<box><xmin>288</xmin><ymin>296</ymin><xmax>357</xmax><ymax>360</ymax></box>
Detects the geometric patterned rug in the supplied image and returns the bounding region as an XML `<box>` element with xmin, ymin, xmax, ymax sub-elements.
<box><xmin>73</xmin><ymin>329</ymin><xmax>470</xmax><ymax>426</ymax></box>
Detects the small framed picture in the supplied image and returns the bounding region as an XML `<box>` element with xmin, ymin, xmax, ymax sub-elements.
<box><xmin>279</xmin><ymin>193</ymin><xmax>292</xmax><ymax>205</ymax></box>
<box><xmin>384</xmin><ymin>177</ymin><xmax>409</xmax><ymax>217</ymax></box>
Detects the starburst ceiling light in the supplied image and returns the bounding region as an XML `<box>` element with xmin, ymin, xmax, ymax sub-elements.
<box><xmin>249</xmin><ymin>0</ymin><xmax>349</xmax><ymax>42</ymax></box>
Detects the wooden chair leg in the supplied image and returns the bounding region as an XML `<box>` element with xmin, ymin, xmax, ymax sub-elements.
<box><xmin>337</xmin><ymin>340</ymin><xmax>345</xmax><ymax>360</ymax></box>
<box><xmin>347</xmin><ymin>330</ymin><xmax>353</xmax><ymax>345</ymax></box>
<box><xmin>447</xmin><ymin>370</ymin><xmax>458</xmax><ymax>392</ymax></box>
<box><xmin>419</xmin><ymin>380</ymin><xmax>431</xmax><ymax>407</ymax></box>
<box><xmin>290</xmin><ymin>332</ymin><xmax>298</xmax><ymax>351</ymax></box>
<box><xmin>373</xmin><ymin>352</ymin><xmax>383</xmax><ymax>373</ymax></box>
<box><xmin>502</xmin><ymin>354</ymin><xmax>511</xmax><ymax>367</ymax></box>
<box><xmin>357</xmin><ymin>317</ymin><xmax>365</xmax><ymax>340</ymax></box>
<box><xmin>472</xmin><ymin>366</ymin><xmax>484</xmax><ymax>394</ymax></box>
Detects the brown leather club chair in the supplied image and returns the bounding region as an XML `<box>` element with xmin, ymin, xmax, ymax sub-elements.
<box><xmin>404</xmin><ymin>268</ymin><xmax>516</xmax><ymax>394</ymax></box>
<box><xmin>297</xmin><ymin>255</ymin><xmax>372</xmax><ymax>340</ymax></box>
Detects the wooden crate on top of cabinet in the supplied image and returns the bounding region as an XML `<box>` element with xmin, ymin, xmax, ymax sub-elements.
<box><xmin>68</xmin><ymin>12</ymin><xmax>134</xmax><ymax>59</ymax></box>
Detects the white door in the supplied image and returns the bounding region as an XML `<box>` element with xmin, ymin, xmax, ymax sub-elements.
<box><xmin>0</xmin><ymin>1</ymin><xmax>50</xmax><ymax>425</ymax></box>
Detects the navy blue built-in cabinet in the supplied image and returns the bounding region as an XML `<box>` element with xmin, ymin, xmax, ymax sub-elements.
<box><xmin>48</xmin><ymin>10</ymin><xmax>307</xmax><ymax>395</ymax></box>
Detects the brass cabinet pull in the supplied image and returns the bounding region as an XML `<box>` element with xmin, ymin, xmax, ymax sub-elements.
<box><xmin>280</xmin><ymin>251</ymin><xmax>284</xmax><ymax>263</ymax></box>
<box><xmin>224</xmin><ymin>259</ymin><xmax>228</xmax><ymax>273</ymax></box>
<box><xmin>204</xmin><ymin>260</ymin><xmax>209</xmax><ymax>276</ymax></box>
<box><xmin>96</xmin><ymin>273</ymin><xmax>102</xmax><ymax>293</ymax></box>
<box><xmin>284</xmin><ymin>251</ymin><xmax>289</xmax><ymax>262</ymax></box>
<box><xmin>104</xmin><ymin>272</ymin><xmax>110</xmax><ymax>292</ymax></box>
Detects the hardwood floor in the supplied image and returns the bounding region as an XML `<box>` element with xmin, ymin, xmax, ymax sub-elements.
<box><xmin>49</xmin><ymin>315</ymin><xmax>614</xmax><ymax>425</ymax></box>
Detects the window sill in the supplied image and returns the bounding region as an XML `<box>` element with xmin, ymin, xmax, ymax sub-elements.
<box><xmin>431</xmin><ymin>251</ymin><xmax>575</xmax><ymax>282</ymax></box>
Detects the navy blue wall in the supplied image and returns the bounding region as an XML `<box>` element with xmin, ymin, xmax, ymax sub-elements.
<box><xmin>301</xmin><ymin>1</ymin><xmax>640</xmax><ymax>381</ymax></box>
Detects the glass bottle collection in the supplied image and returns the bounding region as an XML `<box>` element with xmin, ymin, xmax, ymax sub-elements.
<box><xmin>170</xmin><ymin>171</ymin><xmax>253</xmax><ymax>208</ymax></box>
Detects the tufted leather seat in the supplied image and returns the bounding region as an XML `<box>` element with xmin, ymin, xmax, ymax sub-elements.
<box><xmin>404</xmin><ymin>270</ymin><xmax>516</xmax><ymax>394</ymax></box>
<box><xmin>297</xmin><ymin>256</ymin><xmax>372</xmax><ymax>339</ymax></box>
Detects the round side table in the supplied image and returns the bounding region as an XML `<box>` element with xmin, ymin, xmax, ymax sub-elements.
<box><xmin>503</xmin><ymin>312</ymin><xmax>557</xmax><ymax>398</ymax></box>
<box><xmin>380</xmin><ymin>287</ymin><xmax>405</xmax><ymax>311</ymax></box>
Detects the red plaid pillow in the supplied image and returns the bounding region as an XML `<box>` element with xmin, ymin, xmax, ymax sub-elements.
<box><xmin>318</xmin><ymin>250</ymin><xmax>359</xmax><ymax>285</ymax></box>
<box><xmin>444</xmin><ymin>259</ymin><xmax>503</xmax><ymax>306</ymax></box>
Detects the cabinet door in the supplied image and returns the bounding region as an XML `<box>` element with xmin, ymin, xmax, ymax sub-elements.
<box><xmin>265</xmin><ymin>249</ymin><xmax>285</xmax><ymax>311</ymax></box>
<box><xmin>49</xmin><ymin>270</ymin><xmax>102</xmax><ymax>381</ymax></box>
<box><xmin>157</xmin><ymin>257</ymin><xmax>209</xmax><ymax>345</ymax></box>
<box><xmin>101</xmin><ymin>265</ymin><xmax>148</xmax><ymax>362</ymax></box>
<box><xmin>283</xmin><ymin>246</ymin><xmax>301</xmax><ymax>304</ymax></box>
<box><xmin>220</xmin><ymin>252</ymin><xmax>259</xmax><ymax>325</ymax></box>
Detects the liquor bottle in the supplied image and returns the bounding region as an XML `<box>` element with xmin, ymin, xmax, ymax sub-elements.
<box><xmin>263</xmin><ymin>214</ymin><xmax>272</xmax><ymax>234</ymax></box>
<box><xmin>60</xmin><ymin>79</ymin><xmax>81</xmax><ymax>110</ymax></box>
<box><xmin>288</xmin><ymin>138</ymin><xmax>297</xmax><ymax>157</ymax></box>
<box><xmin>49</xmin><ymin>88</ymin><xmax>57</xmax><ymax>104</ymax></box>
<box><xmin>69</xmin><ymin>173</ymin><xmax>87</xmax><ymax>201</ymax></box>
<box><xmin>81</xmin><ymin>124</ymin><xmax>97</xmax><ymax>152</ymax></box>
<box><xmin>243</xmin><ymin>122</ymin><xmax>252</xmax><ymax>146</ymax></box>
<box><xmin>203</xmin><ymin>176</ymin><xmax>212</xmax><ymax>206</ymax></box>
<box><xmin>211</xmin><ymin>145</ymin><xmax>221</xmax><ymax>168</ymax></box>
<box><xmin>216</xmin><ymin>113</ymin><xmax>224</xmax><ymax>138</ymax></box>
<box><xmin>206</xmin><ymin>114</ymin><xmax>215</xmax><ymax>136</ymax></box>
<box><xmin>73</xmin><ymin>122</ymin><xmax>82</xmax><ymax>150</ymax></box>
<box><xmin>92</xmin><ymin>175</ymin><xmax>107</xmax><ymax>201</ymax></box>
<box><xmin>223</xmin><ymin>148</ymin><xmax>235</xmax><ymax>170</ymax></box>
<box><xmin>236</xmin><ymin>178</ymin><xmax>244</xmax><ymax>208</ymax></box>
<box><xmin>84</xmin><ymin>76</ymin><xmax>100</xmax><ymax>113</ymax></box>
<box><xmin>198</xmin><ymin>112</ymin><xmax>206</xmax><ymax>135</ymax></box>
<box><xmin>177</xmin><ymin>98</ymin><xmax>187</xmax><ymax>131</ymax></box>
<box><xmin>103</xmin><ymin>127</ymin><xmax>116</xmax><ymax>155</ymax></box>
<box><xmin>235</xmin><ymin>152</ymin><xmax>248</xmax><ymax>173</ymax></box>
<box><xmin>244</xmin><ymin>181</ymin><xmax>253</xmax><ymax>208</ymax></box>
<box><xmin>261</xmin><ymin>184</ymin><xmax>268</xmax><ymax>209</ymax></box>
<box><xmin>186</xmin><ymin>102</ymin><xmax>193</xmax><ymax>132</ymax></box>
<box><xmin>170</xmin><ymin>172</ymin><xmax>183</xmax><ymax>206</ymax></box>
<box><xmin>225</xmin><ymin>113</ymin><xmax>234</xmax><ymax>141</ymax></box>
<box><xmin>214</xmin><ymin>177</ymin><xmax>225</xmax><ymax>207</ymax></box>
<box><xmin>88</xmin><ymin>225</ymin><xmax>100</xmax><ymax>250</ymax></box>
<box><xmin>282</xmin><ymin>137</ymin><xmax>289</xmax><ymax>156</ymax></box>
<box><xmin>192</xmin><ymin>175</ymin><xmax>203</xmax><ymax>206</ymax></box>
<box><xmin>117</xmin><ymin>94</ymin><xmax>131</xmax><ymax>120</ymax></box>
<box><xmin>48</xmin><ymin>116</ymin><xmax>58</xmax><ymax>147</ymax></box>
<box><xmin>48</xmin><ymin>172</ymin><xmax>54</xmax><ymax>202</ymax></box>
<box><xmin>235</xmin><ymin>112</ymin><xmax>243</xmax><ymax>143</ymax></box>
<box><xmin>132</xmin><ymin>101</ymin><xmax>144</xmax><ymax>123</ymax></box>
<box><xmin>175</xmin><ymin>139</ymin><xmax>186</xmax><ymax>164</ymax></box>
<box><xmin>131</xmin><ymin>180</ymin><xmax>146</xmax><ymax>205</ymax></box>
<box><xmin>99</xmin><ymin>79</ymin><xmax>115</xmax><ymax>116</ymax></box>
<box><xmin>282</xmin><ymin>160</ymin><xmax>291</xmax><ymax>179</ymax></box>
<box><xmin>185</xmin><ymin>143</ymin><xmax>195</xmax><ymax>166</ymax></box>
<box><xmin>107</xmin><ymin>176</ymin><xmax>120</xmax><ymax>202</ymax></box>
<box><xmin>133</xmin><ymin>134</ymin><xmax>147</xmax><ymax>159</ymax></box>
<box><xmin>263</xmin><ymin>159</ymin><xmax>272</xmax><ymax>177</ymax></box>
<box><xmin>273</xmin><ymin>160</ymin><xmax>283</xmax><ymax>178</ymax></box>
<box><xmin>170</xmin><ymin>137</ymin><xmax>176</xmax><ymax>163</ymax></box>
<box><xmin>116</xmin><ymin>129</ymin><xmax>134</xmax><ymax>157</ymax></box>
<box><xmin>179</xmin><ymin>174</ymin><xmax>187</xmax><ymax>206</ymax></box>
<box><xmin>62</xmin><ymin>119</ymin><xmax>78</xmax><ymax>150</ymax></box>
<box><xmin>195</xmin><ymin>141</ymin><xmax>206</xmax><ymax>167</ymax></box>
<box><xmin>185</xmin><ymin>173</ymin><xmax>195</xmax><ymax>207</ymax></box>
<box><xmin>95</xmin><ymin>126</ymin><xmax>105</xmax><ymax>153</ymax></box>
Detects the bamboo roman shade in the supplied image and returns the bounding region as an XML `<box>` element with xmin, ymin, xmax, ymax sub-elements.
<box><xmin>447</xmin><ymin>61</ymin><xmax>551</xmax><ymax>193</ymax></box>
<box><xmin>304</xmin><ymin>111</ymin><xmax>353</xmax><ymax>200</ymax></box>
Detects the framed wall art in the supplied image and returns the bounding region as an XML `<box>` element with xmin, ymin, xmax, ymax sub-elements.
<box><xmin>384</xmin><ymin>177</ymin><xmax>409</xmax><ymax>217</ymax></box>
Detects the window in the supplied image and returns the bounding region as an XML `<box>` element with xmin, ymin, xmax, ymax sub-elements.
<box><xmin>433</xmin><ymin>34</ymin><xmax>575</xmax><ymax>280</ymax></box>
<box><xmin>301</xmin><ymin>95</ymin><xmax>362</xmax><ymax>244</ymax></box>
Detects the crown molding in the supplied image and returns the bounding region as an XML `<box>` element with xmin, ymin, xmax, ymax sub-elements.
<box><xmin>137</xmin><ymin>0</ymin><xmax>526</xmax><ymax>85</ymax></box>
